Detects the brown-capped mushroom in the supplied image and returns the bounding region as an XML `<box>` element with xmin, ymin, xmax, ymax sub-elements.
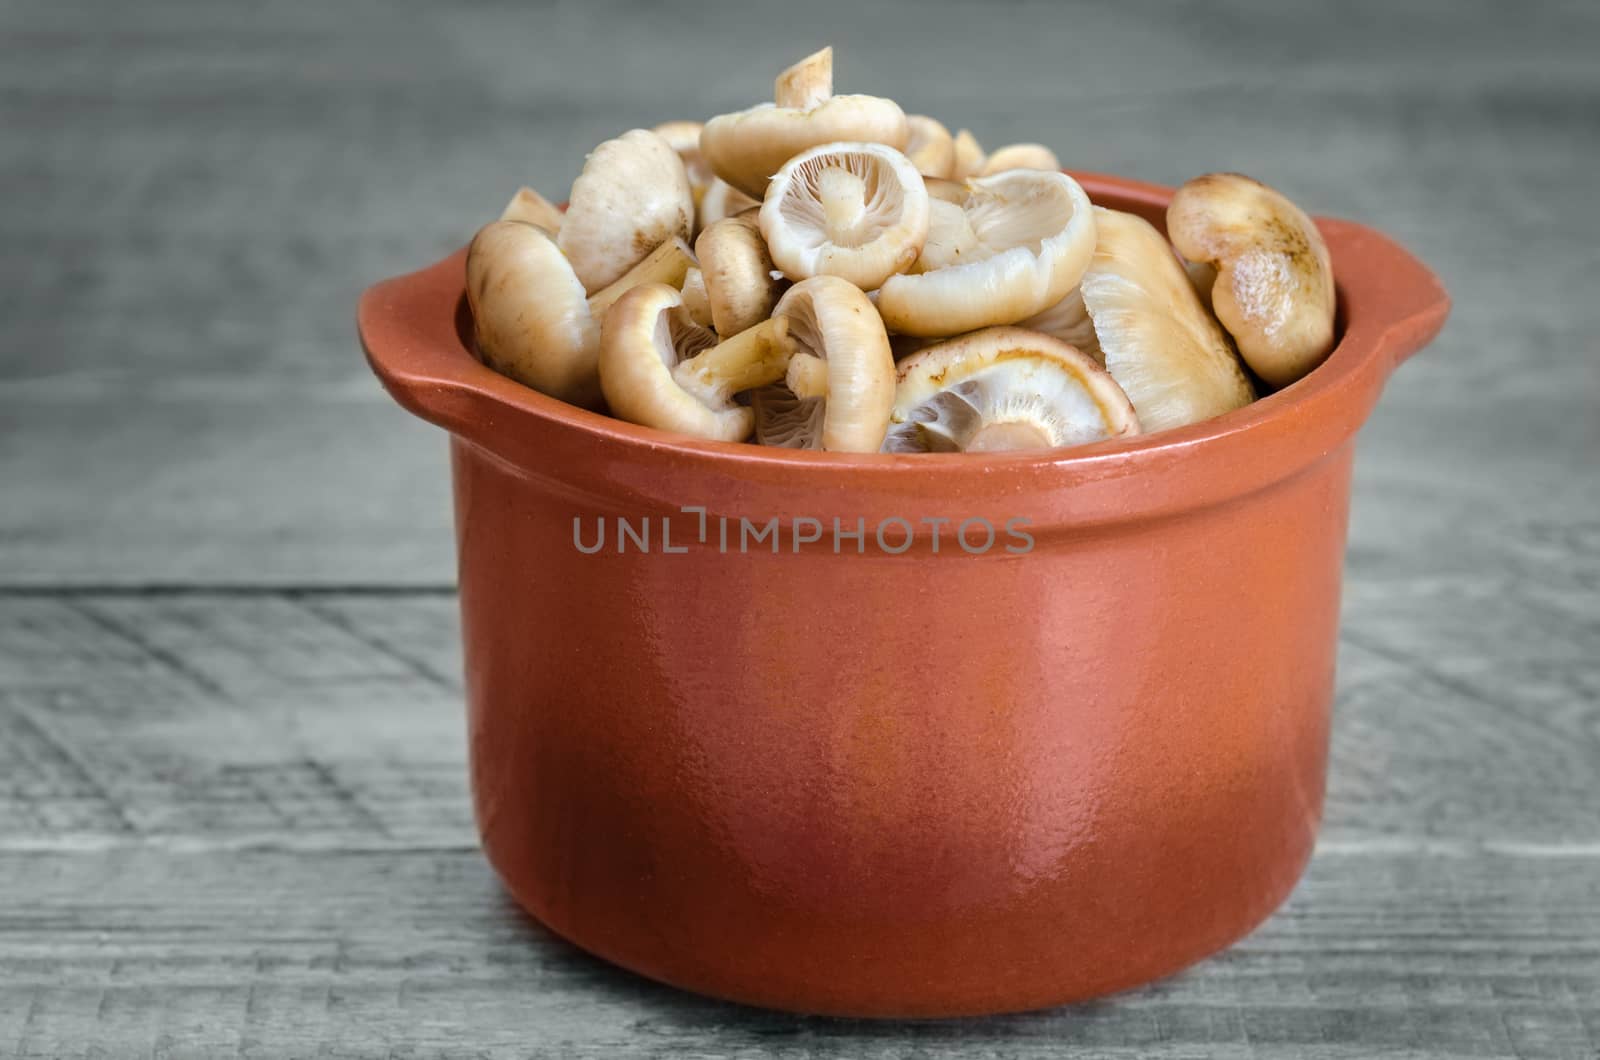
<box><xmin>558</xmin><ymin>129</ymin><xmax>694</xmax><ymax>293</ymax></box>
<box><xmin>1079</xmin><ymin>207</ymin><xmax>1255</xmax><ymax>432</ymax></box>
<box><xmin>1166</xmin><ymin>172</ymin><xmax>1336</xmax><ymax>387</ymax></box>
<box><xmin>979</xmin><ymin>143</ymin><xmax>1061</xmax><ymax>175</ymax></box>
<box><xmin>700</xmin><ymin>47</ymin><xmax>909</xmax><ymax>199</ymax></box>
<box><xmin>950</xmin><ymin>129</ymin><xmax>986</xmax><ymax>179</ymax></box>
<box><xmin>884</xmin><ymin>327</ymin><xmax>1139</xmax><ymax>453</ymax></box>
<box><xmin>750</xmin><ymin>276</ymin><xmax>895</xmax><ymax>452</ymax></box>
<box><xmin>466</xmin><ymin>221</ymin><xmax>601</xmax><ymax>408</ymax></box>
<box><xmin>500</xmin><ymin>186</ymin><xmax>564</xmax><ymax>234</ymax></box>
<box><xmin>695</xmin><ymin>214</ymin><xmax>783</xmax><ymax>336</ymax></box>
<box><xmin>599</xmin><ymin>283</ymin><xmax>795</xmax><ymax>442</ymax></box>
<box><xmin>904</xmin><ymin>115</ymin><xmax>955</xmax><ymax>178</ymax></box>
<box><xmin>760</xmin><ymin>141</ymin><xmax>930</xmax><ymax>291</ymax></box>
<box><xmin>876</xmin><ymin>169</ymin><xmax>1096</xmax><ymax>337</ymax></box>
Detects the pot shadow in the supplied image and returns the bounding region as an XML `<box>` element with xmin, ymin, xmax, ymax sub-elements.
<box><xmin>493</xmin><ymin>889</ymin><xmax>1153</xmax><ymax>1048</ymax></box>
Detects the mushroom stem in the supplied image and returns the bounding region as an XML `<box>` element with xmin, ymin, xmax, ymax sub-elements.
<box><xmin>586</xmin><ymin>238</ymin><xmax>697</xmax><ymax>320</ymax></box>
<box><xmin>774</xmin><ymin>46</ymin><xmax>833</xmax><ymax>109</ymax></box>
<box><xmin>966</xmin><ymin>421</ymin><xmax>1054</xmax><ymax>452</ymax></box>
<box><xmin>785</xmin><ymin>352</ymin><xmax>830</xmax><ymax>399</ymax></box>
<box><xmin>674</xmin><ymin>317</ymin><xmax>795</xmax><ymax>401</ymax></box>
<box><xmin>817</xmin><ymin>167</ymin><xmax>868</xmax><ymax>242</ymax></box>
<box><xmin>500</xmin><ymin>186</ymin><xmax>565</xmax><ymax>234</ymax></box>
<box><xmin>679</xmin><ymin>267</ymin><xmax>713</xmax><ymax>327</ymax></box>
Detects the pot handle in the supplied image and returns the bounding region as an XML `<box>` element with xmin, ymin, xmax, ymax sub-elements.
<box><xmin>358</xmin><ymin>250</ymin><xmax>540</xmax><ymax>448</ymax></box>
<box><xmin>1326</xmin><ymin>220</ymin><xmax>1451</xmax><ymax>370</ymax></box>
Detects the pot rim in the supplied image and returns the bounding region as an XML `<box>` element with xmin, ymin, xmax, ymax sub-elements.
<box><xmin>359</xmin><ymin>172</ymin><xmax>1449</xmax><ymax>525</ymax></box>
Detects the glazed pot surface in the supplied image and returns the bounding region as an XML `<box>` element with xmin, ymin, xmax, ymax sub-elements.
<box><xmin>359</xmin><ymin>175</ymin><xmax>1448</xmax><ymax>1017</ymax></box>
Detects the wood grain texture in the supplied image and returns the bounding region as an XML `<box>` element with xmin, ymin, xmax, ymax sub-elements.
<box><xmin>2</xmin><ymin>847</ymin><xmax>1597</xmax><ymax>1060</ymax></box>
<box><xmin>1</xmin><ymin>0</ymin><xmax>1598</xmax><ymax>1054</ymax></box>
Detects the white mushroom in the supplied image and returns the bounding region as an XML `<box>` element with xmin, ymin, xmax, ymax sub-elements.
<box><xmin>599</xmin><ymin>283</ymin><xmax>795</xmax><ymax>442</ymax></box>
<box><xmin>884</xmin><ymin>327</ymin><xmax>1139</xmax><ymax>453</ymax></box>
<box><xmin>558</xmin><ymin>129</ymin><xmax>694</xmax><ymax>293</ymax></box>
<box><xmin>904</xmin><ymin>115</ymin><xmax>955</xmax><ymax>178</ymax></box>
<box><xmin>499</xmin><ymin>186</ymin><xmax>564</xmax><ymax>234</ymax></box>
<box><xmin>760</xmin><ymin>141</ymin><xmax>930</xmax><ymax>291</ymax></box>
<box><xmin>876</xmin><ymin>169</ymin><xmax>1096</xmax><ymax>337</ymax></box>
<box><xmin>695</xmin><ymin>214</ymin><xmax>783</xmax><ymax>336</ymax></box>
<box><xmin>700</xmin><ymin>47</ymin><xmax>909</xmax><ymax>199</ymax></box>
<box><xmin>1079</xmin><ymin>207</ymin><xmax>1255</xmax><ymax>432</ymax></box>
<box><xmin>750</xmin><ymin>276</ymin><xmax>895</xmax><ymax>452</ymax></box>
<box><xmin>979</xmin><ymin>143</ymin><xmax>1061</xmax><ymax>175</ymax></box>
<box><xmin>466</xmin><ymin>221</ymin><xmax>601</xmax><ymax>408</ymax></box>
<box><xmin>652</xmin><ymin>120</ymin><xmax>714</xmax><ymax>207</ymax></box>
<box><xmin>1166</xmin><ymin>172</ymin><xmax>1337</xmax><ymax>387</ymax></box>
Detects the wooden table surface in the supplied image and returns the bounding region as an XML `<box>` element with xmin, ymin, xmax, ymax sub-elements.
<box><xmin>3</xmin><ymin>1</ymin><xmax>1598</xmax><ymax>1056</ymax></box>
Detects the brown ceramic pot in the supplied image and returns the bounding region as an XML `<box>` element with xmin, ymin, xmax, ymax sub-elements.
<box><xmin>358</xmin><ymin>174</ymin><xmax>1448</xmax><ymax>1018</ymax></box>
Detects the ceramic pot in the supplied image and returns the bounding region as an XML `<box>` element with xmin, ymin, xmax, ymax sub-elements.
<box><xmin>358</xmin><ymin>174</ymin><xmax>1448</xmax><ymax>1018</ymax></box>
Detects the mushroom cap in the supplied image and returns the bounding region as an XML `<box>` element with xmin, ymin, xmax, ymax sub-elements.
<box><xmin>904</xmin><ymin>114</ymin><xmax>955</xmax><ymax>178</ymax></box>
<box><xmin>466</xmin><ymin>221</ymin><xmax>601</xmax><ymax>408</ymax></box>
<box><xmin>979</xmin><ymin>142</ymin><xmax>1061</xmax><ymax>175</ymax></box>
<box><xmin>950</xmin><ymin>128</ymin><xmax>986</xmax><ymax>180</ymax></box>
<box><xmin>697</xmin><ymin>177</ymin><xmax>761</xmax><ymax>232</ymax></box>
<box><xmin>876</xmin><ymin>169</ymin><xmax>1096</xmax><ymax>337</ymax></box>
<box><xmin>597</xmin><ymin>283</ymin><xmax>751</xmax><ymax>442</ymax></box>
<box><xmin>760</xmin><ymin>141</ymin><xmax>930</xmax><ymax>291</ymax></box>
<box><xmin>1166</xmin><ymin>172</ymin><xmax>1336</xmax><ymax>388</ymax></box>
<box><xmin>884</xmin><ymin>327</ymin><xmax>1139</xmax><ymax>453</ymax></box>
<box><xmin>695</xmin><ymin>213</ymin><xmax>783</xmax><ymax>336</ymax></box>
<box><xmin>499</xmin><ymin>186</ymin><xmax>564</xmax><ymax>234</ymax></box>
<box><xmin>1079</xmin><ymin>207</ymin><xmax>1256</xmax><ymax>432</ymax></box>
<box><xmin>701</xmin><ymin>96</ymin><xmax>909</xmax><ymax>199</ymax></box>
<box><xmin>752</xmin><ymin>276</ymin><xmax>895</xmax><ymax>452</ymax></box>
<box><xmin>558</xmin><ymin>129</ymin><xmax>694</xmax><ymax>293</ymax></box>
<box><xmin>652</xmin><ymin>120</ymin><xmax>712</xmax><ymax>188</ymax></box>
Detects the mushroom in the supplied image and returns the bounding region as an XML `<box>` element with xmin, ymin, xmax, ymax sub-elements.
<box><xmin>700</xmin><ymin>46</ymin><xmax>909</xmax><ymax>199</ymax></box>
<box><xmin>1165</xmin><ymin>172</ymin><xmax>1336</xmax><ymax>387</ymax></box>
<box><xmin>883</xmin><ymin>327</ymin><xmax>1139</xmax><ymax>453</ymax></box>
<box><xmin>584</xmin><ymin>237</ymin><xmax>697</xmax><ymax>320</ymax></box>
<box><xmin>558</xmin><ymin>129</ymin><xmax>694</xmax><ymax>293</ymax></box>
<box><xmin>749</xmin><ymin>276</ymin><xmax>895</xmax><ymax>452</ymax></box>
<box><xmin>760</xmin><ymin>141</ymin><xmax>930</xmax><ymax>291</ymax></box>
<box><xmin>923</xmin><ymin>177</ymin><xmax>968</xmax><ymax>205</ymax></box>
<box><xmin>599</xmin><ymin>283</ymin><xmax>795</xmax><ymax>442</ymax></box>
<box><xmin>951</xmin><ymin>129</ymin><xmax>986</xmax><ymax>179</ymax></box>
<box><xmin>652</xmin><ymin>120</ymin><xmax>714</xmax><ymax>213</ymax></box>
<box><xmin>695</xmin><ymin>214</ymin><xmax>783</xmax><ymax>336</ymax></box>
<box><xmin>979</xmin><ymin>143</ymin><xmax>1061</xmax><ymax>175</ymax></box>
<box><xmin>1018</xmin><ymin>287</ymin><xmax>1102</xmax><ymax>364</ymax></box>
<box><xmin>876</xmin><ymin>169</ymin><xmax>1096</xmax><ymax>337</ymax></box>
<box><xmin>1079</xmin><ymin>207</ymin><xmax>1255</xmax><ymax>432</ymax></box>
<box><xmin>466</xmin><ymin>220</ymin><xmax>601</xmax><ymax>408</ymax></box>
<box><xmin>500</xmin><ymin>186</ymin><xmax>564</xmax><ymax>234</ymax></box>
<box><xmin>698</xmin><ymin>178</ymin><xmax>761</xmax><ymax>231</ymax></box>
<box><xmin>904</xmin><ymin>115</ymin><xmax>955</xmax><ymax>178</ymax></box>
<box><xmin>679</xmin><ymin>266</ymin><xmax>714</xmax><ymax>327</ymax></box>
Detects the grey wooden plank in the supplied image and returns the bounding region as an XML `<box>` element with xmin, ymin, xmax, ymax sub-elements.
<box><xmin>0</xmin><ymin>846</ymin><xmax>1595</xmax><ymax>1059</ymax></box>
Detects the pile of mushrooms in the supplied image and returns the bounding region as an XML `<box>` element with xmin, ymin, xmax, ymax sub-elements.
<box><xmin>467</xmin><ymin>47</ymin><xmax>1337</xmax><ymax>454</ymax></box>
